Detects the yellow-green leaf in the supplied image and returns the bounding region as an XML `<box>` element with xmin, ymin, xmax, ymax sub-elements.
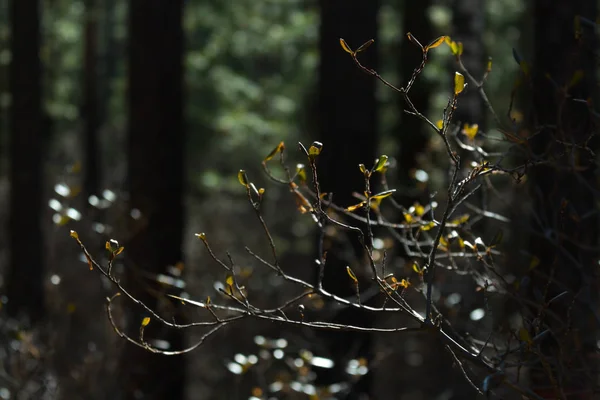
<box><xmin>420</xmin><ymin>221</ymin><xmax>436</xmax><ymax>231</ymax></box>
<box><xmin>454</xmin><ymin>72</ymin><xmax>466</xmax><ymax>95</ymax></box>
<box><xmin>238</xmin><ymin>170</ymin><xmax>249</xmax><ymax>187</ymax></box>
<box><xmin>486</xmin><ymin>57</ymin><xmax>492</xmax><ymax>73</ymax></box>
<box><xmin>141</xmin><ymin>317</ymin><xmax>151</xmax><ymax>327</ymax></box>
<box><xmin>346</xmin><ymin>201</ymin><xmax>366</xmax><ymax>212</ymax></box>
<box><xmin>399</xmin><ymin>279</ymin><xmax>410</xmax><ymax>288</ymax></box>
<box><xmin>308</xmin><ymin>141</ymin><xmax>323</xmax><ymax>158</ymax></box>
<box><xmin>374</xmin><ymin>155</ymin><xmax>388</xmax><ymax>172</ymax></box>
<box><xmin>462</xmin><ymin>124</ymin><xmax>479</xmax><ymax>141</ymax></box>
<box><xmin>413</xmin><ymin>203</ymin><xmax>425</xmax><ymax>217</ymax></box>
<box><xmin>296</xmin><ymin>164</ymin><xmax>307</xmax><ymax>184</ymax></box>
<box><xmin>264</xmin><ymin>141</ymin><xmax>285</xmax><ymax>162</ymax></box>
<box><xmin>225</xmin><ymin>274</ymin><xmax>234</xmax><ymax>287</ymax></box>
<box><xmin>425</xmin><ymin>35</ymin><xmax>446</xmax><ymax>51</ymax></box>
<box><xmin>70</xmin><ymin>230</ymin><xmax>79</xmax><ymax>239</ymax></box>
<box><xmin>370</xmin><ymin>189</ymin><xmax>396</xmax><ymax>201</ymax></box>
<box><xmin>195</xmin><ymin>232</ymin><xmax>207</xmax><ymax>240</ymax></box>
<box><xmin>346</xmin><ymin>266</ymin><xmax>358</xmax><ymax>283</ymax></box>
<box><xmin>457</xmin><ymin>41</ymin><xmax>464</xmax><ymax>56</ymax></box>
<box><xmin>339</xmin><ymin>38</ymin><xmax>353</xmax><ymax>54</ymax></box>
<box><xmin>412</xmin><ymin>262</ymin><xmax>422</xmax><ymax>275</ymax></box>
<box><xmin>114</xmin><ymin>246</ymin><xmax>125</xmax><ymax>257</ymax></box>
<box><xmin>356</xmin><ymin>39</ymin><xmax>374</xmax><ymax>53</ymax></box>
<box><xmin>436</xmin><ymin>120</ymin><xmax>444</xmax><ymax>130</ymax></box>
<box><xmin>359</xmin><ymin>164</ymin><xmax>367</xmax><ymax>174</ymax></box>
<box><xmin>519</xmin><ymin>327</ymin><xmax>532</xmax><ymax>345</ymax></box>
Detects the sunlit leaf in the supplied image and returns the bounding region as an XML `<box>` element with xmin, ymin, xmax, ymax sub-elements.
<box><xmin>486</xmin><ymin>57</ymin><xmax>492</xmax><ymax>73</ymax></box>
<box><xmin>439</xmin><ymin>236</ymin><xmax>449</xmax><ymax>251</ymax></box>
<box><xmin>114</xmin><ymin>246</ymin><xmax>125</xmax><ymax>257</ymax></box>
<box><xmin>195</xmin><ymin>232</ymin><xmax>207</xmax><ymax>241</ymax></box>
<box><xmin>358</xmin><ymin>164</ymin><xmax>367</xmax><ymax>174</ymax></box>
<box><xmin>420</xmin><ymin>221</ymin><xmax>436</xmax><ymax>231</ymax></box>
<box><xmin>308</xmin><ymin>141</ymin><xmax>323</xmax><ymax>158</ymax></box>
<box><xmin>412</xmin><ymin>262</ymin><xmax>422</xmax><ymax>275</ymax></box>
<box><xmin>238</xmin><ymin>170</ymin><xmax>249</xmax><ymax>187</ymax></box>
<box><xmin>356</xmin><ymin>39</ymin><xmax>374</xmax><ymax>53</ymax></box>
<box><xmin>226</xmin><ymin>274</ymin><xmax>234</xmax><ymax>287</ymax></box>
<box><xmin>413</xmin><ymin>203</ymin><xmax>425</xmax><ymax>217</ymax></box>
<box><xmin>346</xmin><ymin>201</ymin><xmax>366</xmax><ymax>212</ymax></box>
<box><xmin>457</xmin><ymin>41</ymin><xmax>464</xmax><ymax>56</ymax></box>
<box><xmin>399</xmin><ymin>279</ymin><xmax>410</xmax><ymax>288</ymax></box>
<box><xmin>374</xmin><ymin>155</ymin><xmax>388</xmax><ymax>172</ymax></box>
<box><xmin>206</xmin><ymin>296</ymin><xmax>211</xmax><ymax>306</ymax></box>
<box><xmin>454</xmin><ymin>72</ymin><xmax>466</xmax><ymax>95</ymax></box>
<box><xmin>339</xmin><ymin>38</ymin><xmax>354</xmax><ymax>54</ymax></box>
<box><xmin>436</xmin><ymin>120</ymin><xmax>444</xmax><ymax>130</ymax></box>
<box><xmin>70</xmin><ymin>230</ymin><xmax>79</xmax><ymax>239</ymax></box>
<box><xmin>296</xmin><ymin>164</ymin><xmax>307</xmax><ymax>184</ymax></box>
<box><xmin>425</xmin><ymin>35</ymin><xmax>447</xmax><ymax>51</ymax></box>
<box><xmin>141</xmin><ymin>317</ymin><xmax>151</xmax><ymax>327</ymax></box>
<box><xmin>370</xmin><ymin>189</ymin><xmax>396</xmax><ymax>201</ymax></box>
<box><xmin>346</xmin><ymin>266</ymin><xmax>358</xmax><ymax>283</ymax></box>
<box><xmin>403</xmin><ymin>213</ymin><xmax>413</xmax><ymax>223</ymax></box>
<box><xmin>462</xmin><ymin>124</ymin><xmax>479</xmax><ymax>141</ymax></box>
<box><xmin>264</xmin><ymin>141</ymin><xmax>285</xmax><ymax>162</ymax></box>
<box><xmin>450</xmin><ymin>214</ymin><xmax>470</xmax><ymax>225</ymax></box>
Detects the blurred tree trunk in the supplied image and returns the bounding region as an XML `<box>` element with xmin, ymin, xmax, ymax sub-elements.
<box><xmin>450</xmin><ymin>0</ymin><xmax>486</xmax><ymax>128</ymax></box>
<box><xmin>7</xmin><ymin>0</ymin><xmax>45</xmax><ymax>323</ymax></box>
<box><xmin>317</xmin><ymin>0</ymin><xmax>379</xmax><ymax>397</ymax></box>
<box><xmin>397</xmin><ymin>0</ymin><xmax>432</xmax><ymax>205</ymax></box>
<box><xmin>121</xmin><ymin>1</ymin><xmax>186</xmax><ymax>399</ymax></box>
<box><xmin>529</xmin><ymin>1</ymin><xmax>598</xmax><ymax>398</ymax></box>
<box><xmin>83</xmin><ymin>0</ymin><xmax>100</xmax><ymax>202</ymax></box>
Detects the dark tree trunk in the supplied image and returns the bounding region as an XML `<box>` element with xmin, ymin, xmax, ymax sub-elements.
<box><xmin>450</xmin><ymin>0</ymin><xmax>486</xmax><ymax>128</ymax></box>
<box><xmin>121</xmin><ymin>1</ymin><xmax>186</xmax><ymax>399</ymax></box>
<box><xmin>83</xmin><ymin>0</ymin><xmax>100</xmax><ymax>202</ymax></box>
<box><xmin>317</xmin><ymin>0</ymin><xmax>379</xmax><ymax>397</ymax></box>
<box><xmin>529</xmin><ymin>1</ymin><xmax>598</xmax><ymax>397</ymax></box>
<box><xmin>7</xmin><ymin>0</ymin><xmax>44</xmax><ymax>323</ymax></box>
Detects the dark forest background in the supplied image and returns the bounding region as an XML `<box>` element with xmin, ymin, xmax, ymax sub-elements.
<box><xmin>0</xmin><ymin>0</ymin><xmax>598</xmax><ymax>399</ymax></box>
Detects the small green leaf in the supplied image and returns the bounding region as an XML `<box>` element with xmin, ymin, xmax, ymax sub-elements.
<box><xmin>359</xmin><ymin>164</ymin><xmax>367</xmax><ymax>174</ymax></box>
<box><xmin>225</xmin><ymin>274</ymin><xmax>234</xmax><ymax>287</ymax></box>
<box><xmin>454</xmin><ymin>72</ymin><xmax>466</xmax><ymax>95</ymax></box>
<box><xmin>339</xmin><ymin>38</ymin><xmax>354</xmax><ymax>54</ymax></box>
<box><xmin>308</xmin><ymin>141</ymin><xmax>323</xmax><ymax>158</ymax></box>
<box><xmin>264</xmin><ymin>141</ymin><xmax>285</xmax><ymax>162</ymax></box>
<box><xmin>346</xmin><ymin>201</ymin><xmax>366</xmax><ymax>212</ymax></box>
<box><xmin>141</xmin><ymin>317</ymin><xmax>151</xmax><ymax>327</ymax></box>
<box><xmin>374</xmin><ymin>155</ymin><xmax>388</xmax><ymax>172</ymax></box>
<box><xmin>238</xmin><ymin>170</ymin><xmax>249</xmax><ymax>187</ymax></box>
<box><xmin>370</xmin><ymin>189</ymin><xmax>396</xmax><ymax>201</ymax></box>
<box><xmin>425</xmin><ymin>36</ymin><xmax>446</xmax><ymax>51</ymax></box>
<box><xmin>355</xmin><ymin>39</ymin><xmax>374</xmax><ymax>53</ymax></box>
<box><xmin>346</xmin><ymin>266</ymin><xmax>358</xmax><ymax>283</ymax></box>
<box><xmin>296</xmin><ymin>164</ymin><xmax>307</xmax><ymax>184</ymax></box>
<box><xmin>195</xmin><ymin>232</ymin><xmax>207</xmax><ymax>240</ymax></box>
